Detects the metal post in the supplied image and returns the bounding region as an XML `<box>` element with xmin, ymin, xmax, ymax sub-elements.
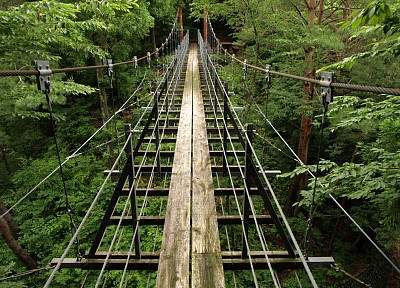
<box><xmin>154</xmin><ymin>83</ymin><xmax>161</xmax><ymax>177</ymax></box>
<box><xmin>124</xmin><ymin>124</ymin><xmax>141</xmax><ymax>259</ymax></box>
<box><xmin>165</xmin><ymin>74</ymin><xmax>169</xmax><ymax>127</ymax></box>
<box><xmin>223</xmin><ymin>81</ymin><xmax>228</xmax><ymax>177</ymax></box>
<box><xmin>203</xmin><ymin>7</ymin><xmax>208</xmax><ymax>45</ymax></box>
<box><xmin>242</xmin><ymin>123</ymin><xmax>253</xmax><ymax>258</ymax></box>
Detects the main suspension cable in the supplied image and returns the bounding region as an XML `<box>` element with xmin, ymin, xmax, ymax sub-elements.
<box><xmin>206</xmin><ymin>15</ymin><xmax>400</xmax><ymax>96</ymax></box>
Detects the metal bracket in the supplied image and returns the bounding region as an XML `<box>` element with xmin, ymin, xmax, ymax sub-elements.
<box><xmin>107</xmin><ymin>59</ymin><xmax>113</xmax><ymax>78</ymax></box>
<box><xmin>33</xmin><ymin>60</ymin><xmax>51</xmax><ymax>92</ymax></box>
<box><xmin>320</xmin><ymin>71</ymin><xmax>334</xmax><ymax>107</ymax></box>
<box><xmin>266</xmin><ymin>64</ymin><xmax>272</xmax><ymax>89</ymax></box>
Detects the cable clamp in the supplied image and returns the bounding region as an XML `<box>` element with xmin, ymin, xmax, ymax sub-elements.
<box><xmin>33</xmin><ymin>60</ymin><xmax>52</xmax><ymax>93</ymax></box>
<box><xmin>232</xmin><ymin>54</ymin><xmax>235</xmax><ymax>62</ymax></box>
<box><xmin>243</xmin><ymin>59</ymin><xmax>248</xmax><ymax>79</ymax></box>
<box><xmin>147</xmin><ymin>52</ymin><xmax>151</xmax><ymax>68</ymax></box>
<box><xmin>133</xmin><ymin>56</ymin><xmax>138</xmax><ymax>69</ymax></box>
<box><xmin>107</xmin><ymin>59</ymin><xmax>113</xmax><ymax>78</ymax></box>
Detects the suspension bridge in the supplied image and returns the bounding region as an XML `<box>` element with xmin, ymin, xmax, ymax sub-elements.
<box><xmin>1</xmin><ymin>12</ymin><xmax>400</xmax><ymax>288</ymax></box>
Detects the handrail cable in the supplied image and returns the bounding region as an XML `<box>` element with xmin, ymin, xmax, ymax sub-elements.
<box><xmin>93</xmin><ymin>34</ymin><xmax>188</xmax><ymax>286</ymax></box>
<box><xmin>43</xmin><ymin>132</ymin><xmax>132</xmax><ymax>287</ymax></box>
<box><xmin>201</xmin><ymin>29</ymin><xmax>319</xmax><ymax>287</ymax></box>
<box><xmin>104</xmin><ymin>31</ymin><xmax>188</xmax><ymax>282</ymax></box>
<box><xmin>251</xmin><ymin>92</ymin><xmax>400</xmax><ymax>275</ymax></box>
<box><xmin>45</xmin><ymin>26</ymin><xmax>186</xmax><ymax>287</ymax></box>
<box><xmin>206</xmin><ymin>15</ymin><xmax>400</xmax><ymax>96</ymax></box>
<box><xmin>0</xmin><ymin>14</ymin><xmax>180</xmax><ymax>77</ymax></box>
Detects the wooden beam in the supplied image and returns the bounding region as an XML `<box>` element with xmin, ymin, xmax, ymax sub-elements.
<box><xmin>119</xmin><ymin>187</ymin><xmax>259</xmax><ymax>197</ymax></box>
<box><xmin>51</xmin><ymin>256</ymin><xmax>334</xmax><ymax>271</ymax></box>
<box><xmin>107</xmin><ymin>215</ymin><xmax>276</xmax><ymax>226</ymax></box>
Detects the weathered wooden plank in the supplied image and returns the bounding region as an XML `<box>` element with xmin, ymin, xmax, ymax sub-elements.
<box><xmin>155</xmin><ymin>44</ymin><xmax>194</xmax><ymax>288</ymax></box>
<box><xmin>107</xmin><ymin>214</ymin><xmax>276</xmax><ymax>226</ymax></box>
<box><xmin>191</xmin><ymin>45</ymin><xmax>225</xmax><ymax>288</ymax></box>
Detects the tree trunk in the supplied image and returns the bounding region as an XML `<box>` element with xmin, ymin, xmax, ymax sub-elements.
<box><xmin>0</xmin><ymin>145</ymin><xmax>11</xmax><ymax>174</ymax></box>
<box><xmin>151</xmin><ymin>27</ymin><xmax>157</xmax><ymax>53</ymax></box>
<box><xmin>317</xmin><ymin>0</ymin><xmax>325</xmax><ymax>25</ymax></box>
<box><xmin>0</xmin><ymin>199</ymin><xmax>19</xmax><ymax>239</ymax></box>
<box><xmin>0</xmin><ymin>217</ymin><xmax>37</xmax><ymax>269</ymax></box>
<box><xmin>286</xmin><ymin>1</ymin><xmax>318</xmax><ymax>216</ymax></box>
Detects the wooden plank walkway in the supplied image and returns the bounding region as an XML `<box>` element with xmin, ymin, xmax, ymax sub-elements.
<box><xmin>191</xmin><ymin>45</ymin><xmax>225</xmax><ymax>288</ymax></box>
<box><xmin>156</xmin><ymin>44</ymin><xmax>225</xmax><ymax>287</ymax></box>
<box><xmin>155</xmin><ymin>45</ymin><xmax>194</xmax><ymax>288</ymax></box>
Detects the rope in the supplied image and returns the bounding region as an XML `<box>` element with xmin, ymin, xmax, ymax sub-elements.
<box><xmin>304</xmin><ymin>108</ymin><xmax>326</xmax><ymax>259</ymax></box>
<box><xmin>0</xmin><ymin>265</ymin><xmax>54</xmax><ymax>282</ymax></box>
<box><xmin>331</xmin><ymin>264</ymin><xmax>372</xmax><ymax>287</ymax></box>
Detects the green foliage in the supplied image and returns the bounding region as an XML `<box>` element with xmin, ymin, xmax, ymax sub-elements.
<box><xmin>327</xmin><ymin>95</ymin><xmax>400</xmax><ymax>131</ymax></box>
<box><xmin>281</xmin><ymin>93</ymin><xmax>400</xmax><ymax>247</ymax></box>
<box><xmin>0</xmin><ymin>1</ymin><xmax>109</xmax><ymax>66</ymax></box>
<box><xmin>320</xmin><ymin>0</ymin><xmax>400</xmax><ymax>70</ymax></box>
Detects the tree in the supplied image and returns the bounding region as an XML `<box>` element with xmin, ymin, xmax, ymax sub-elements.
<box><xmin>322</xmin><ymin>0</ymin><xmax>400</xmax><ymax>70</ymax></box>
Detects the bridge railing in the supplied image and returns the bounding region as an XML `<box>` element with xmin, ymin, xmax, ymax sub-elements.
<box><xmin>198</xmin><ymin>29</ymin><xmax>320</xmax><ymax>287</ymax></box>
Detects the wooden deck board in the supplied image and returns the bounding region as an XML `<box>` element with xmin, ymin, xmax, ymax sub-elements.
<box><xmin>191</xmin><ymin>45</ymin><xmax>225</xmax><ymax>288</ymax></box>
<box><xmin>155</xmin><ymin>45</ymin><xmax>194</xmax><ymax>288</ymax></box>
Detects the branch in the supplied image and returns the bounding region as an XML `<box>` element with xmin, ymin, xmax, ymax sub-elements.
<box><xmin>287</xmin><ymin>0</ymin><xmax>309</xmax><ymax>25</ymax></box>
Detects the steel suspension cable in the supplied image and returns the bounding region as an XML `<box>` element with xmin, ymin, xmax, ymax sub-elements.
<box><xmin>95</xmin><ymin>60</ymin><xmax>185</xmax><ymax>288</ymax></box>
<box><xmin>50</xmin><ymin>51</ymin><xmax>181</xmax><ymax>277</ymax></box>
<box><xmin>248</xmin><ymin>75</ymin><xmax>400</xmax><ymax>276</ymax></box>
<box><xmin>205</xmin><ymin>15</ymin><xmax>400</xmax><ymax>96</ymax></box>
<box><xmin>214</xmin><ymin>159</ymin><xmax>238</xmax><ymax>288</ymax></box>
<box><xmin>0</xmin><ymin>13</ymin><xmax>180</xmax><ymax>78</ymax></box>
<box><xmin>200</xmin><ymin>34</ymin><xmax>261</xmax><ymax>286</ymax></box>
<box><xmin>44</xmin><ymin>85</ymin><xmax>81</xmax><ymax>260</ymax></box>
<box><xmin>44</xmin><ymin>133</ymin><xmax>132</xmax><ymax>287</ymax></box>
<box><xmin>98</xmin><ymin>35</ymin><xmax>189</xmax><ymax>286</ymax></box>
